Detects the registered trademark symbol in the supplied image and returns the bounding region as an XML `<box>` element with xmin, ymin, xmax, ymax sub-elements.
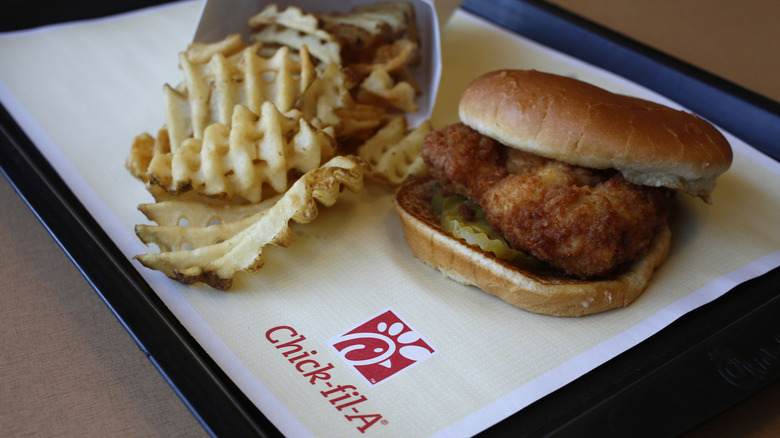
<box><xmin>381</xmin><ymin>419</ymin><xmax>389</xmax><ymax>426</ymax></box>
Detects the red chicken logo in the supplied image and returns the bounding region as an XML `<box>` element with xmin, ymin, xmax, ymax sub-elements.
<box><xmin>329</xmin><ymin>309</ymin><xmax>436</xmax><ymax>385</ymax></box>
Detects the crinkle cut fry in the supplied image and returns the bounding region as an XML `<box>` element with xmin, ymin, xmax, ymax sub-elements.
<box><xmin>135</xmin><ymin>155</ymin><xmax>369</xmax><ymax>290</ymax></box>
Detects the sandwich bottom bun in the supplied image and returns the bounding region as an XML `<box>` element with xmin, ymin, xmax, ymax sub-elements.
<box><xmin>393</xmin><ymin>177</ymin><xmax>672</xmax><ymax>317</ymax></box>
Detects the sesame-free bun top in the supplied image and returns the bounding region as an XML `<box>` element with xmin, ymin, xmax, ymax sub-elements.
<box><xmin>458</xmin><ymin>70</ymin><xmax>733</xmax><ymax>201</ymax></box>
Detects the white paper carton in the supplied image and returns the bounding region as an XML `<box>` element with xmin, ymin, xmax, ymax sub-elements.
<box><xmin>193</xmin><ymin>0</ymin><xmax>443</xmax><ymax>127</ymax></box>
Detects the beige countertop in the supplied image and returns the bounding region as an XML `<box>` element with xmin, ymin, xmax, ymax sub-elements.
<box><xmin>1</xmin><ymin>1</ymin><xmax>778</xmax><ymax>436</ymax></box>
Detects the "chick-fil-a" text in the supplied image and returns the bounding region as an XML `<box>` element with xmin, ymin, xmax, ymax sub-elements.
<box><xmin>265</xmin><ymin>326</ymin><xmax>385</xmax><ymax>433</ymax></box>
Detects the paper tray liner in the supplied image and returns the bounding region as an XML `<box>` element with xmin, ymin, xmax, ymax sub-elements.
<box><xmin>0</xmin><ymin>3</ymin><xmax>779</xmax><ymax>437</ymax></box>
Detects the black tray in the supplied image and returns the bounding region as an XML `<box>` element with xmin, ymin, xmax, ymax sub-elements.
<box><xmin>1</xmin><ymin>1</ymin><xmax>778</xmax><ymax>437</ymax></box>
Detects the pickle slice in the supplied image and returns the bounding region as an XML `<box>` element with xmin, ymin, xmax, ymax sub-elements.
<box><xmin>432</xmin><ymin>185</ymin><xmax>545</xmax><ymax>270</ymax></box>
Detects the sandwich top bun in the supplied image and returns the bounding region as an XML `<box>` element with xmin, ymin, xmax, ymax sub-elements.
<box><xmin>458</xmin><ymin>70</ymin><xmax>732</xmax><ymax>201</ymax></box>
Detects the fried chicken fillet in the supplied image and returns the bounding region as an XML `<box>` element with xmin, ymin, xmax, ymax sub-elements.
<box><xmin>421</xmin><ymin>122</ymin><xmax>674</xmax><ymax>279</ymax></box>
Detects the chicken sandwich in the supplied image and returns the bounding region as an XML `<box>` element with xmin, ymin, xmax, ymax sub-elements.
<box><xmin>393</xmin><ymin>70</ymin><xmax>732</xmax><ymax>316</ymax></box>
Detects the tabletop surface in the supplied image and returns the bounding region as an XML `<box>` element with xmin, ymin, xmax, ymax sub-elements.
<box><xmin>1</xmin><ymin>1</ymin><xmax>778</xmax><ymax>436</ymax></box>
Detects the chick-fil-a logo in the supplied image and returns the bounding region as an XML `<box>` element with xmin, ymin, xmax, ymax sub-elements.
<box><xmin>328</xmin><ymin>309</ymin><xmax>436</xmax><ymax>386</ymax></box>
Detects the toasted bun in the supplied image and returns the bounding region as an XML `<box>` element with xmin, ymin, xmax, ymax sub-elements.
<box><xmin>393</xmin><ymin>178</ymin><xmax>671</xmax><ymax>317</ymax></box>
<box><xmin>458</xmin><ymin>70</ymin><xmax>732</xmax><ymax>201</ymax></box>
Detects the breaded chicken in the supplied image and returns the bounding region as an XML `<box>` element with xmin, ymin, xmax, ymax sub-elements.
<box><xmin>421</xmin><ymin>123</ymin><xmax>673</xmax><ymax>278</ymax></box>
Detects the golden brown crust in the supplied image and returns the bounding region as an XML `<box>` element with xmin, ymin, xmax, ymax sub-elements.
<box><xmin>421</xmin><ymin>122</ymin><xmax>674</xmax><ymax>279</ymax></box>
<box><xmin>393</xmin><ymin>177</ymin><xmax>671</xmax><ymax>316</ymax></box>
<box><xmin>458</xmin><ymin>70</ymin><xmax>732</xmax><ymax>201</ymax></box>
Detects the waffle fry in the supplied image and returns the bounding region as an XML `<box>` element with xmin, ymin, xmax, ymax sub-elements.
<box><xmin>126</xmin><ymin>132</ymin><xmax>157</xmax><ymax>182</ymax></box>
<box><xmin>358</xmin><ymin>116</ymin><xmax>430</xmax><ymax>184</ymax></box>
<box><xmin>350</xmin><ymin>1</ymin><xmax>419</xmax><ymax>39</ymax></box>
<box><xmin>248</xmin><ymin>2</ymin><xmax>418</xmax><ymax>65</ymax></box>
<box><xmin>296</xmin><ymin>62</ymin><xmax>388</xmax><ymax>143</ymax></box>
<box><xmin>147</xmin><ymin>103</ymin><xmax>336</xmax><ymax>203</ymax></box>
<box><xmin>138</xmin><ymin>195</ymin><xmax>281</xmax><ymax>228</ymax></box>
<box><xmin>135</xmin><ymin>155</ymin><xmax>369</xmax><ymax>290</ymax></box>
<box><xmin>343</xmin><ymin>37</ymin><xmax>420</xmax><ymax>88</ymax></box>
<box><xmin>249</xmin><ymin>5</ymin><xmax>342</xmax><ymax>65</ymax></box>
<box><xmin>136</xmin><ymin>201</ymin><xmax>276</xmax><ymax>253</ymax></box>
<box><xmin>185</xmin><ymin>33</ymin><xmax>247</xmax><ymax>63</ymax></box>
<box><xmin>164</xmin><ymin>41</ymin><xmax>317</xmax><ymax>152</ymax></box>
<box><xmin>357</xmin><ymin>67</ymin><xmax>419</xmax><ymax>113</ymax></box>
